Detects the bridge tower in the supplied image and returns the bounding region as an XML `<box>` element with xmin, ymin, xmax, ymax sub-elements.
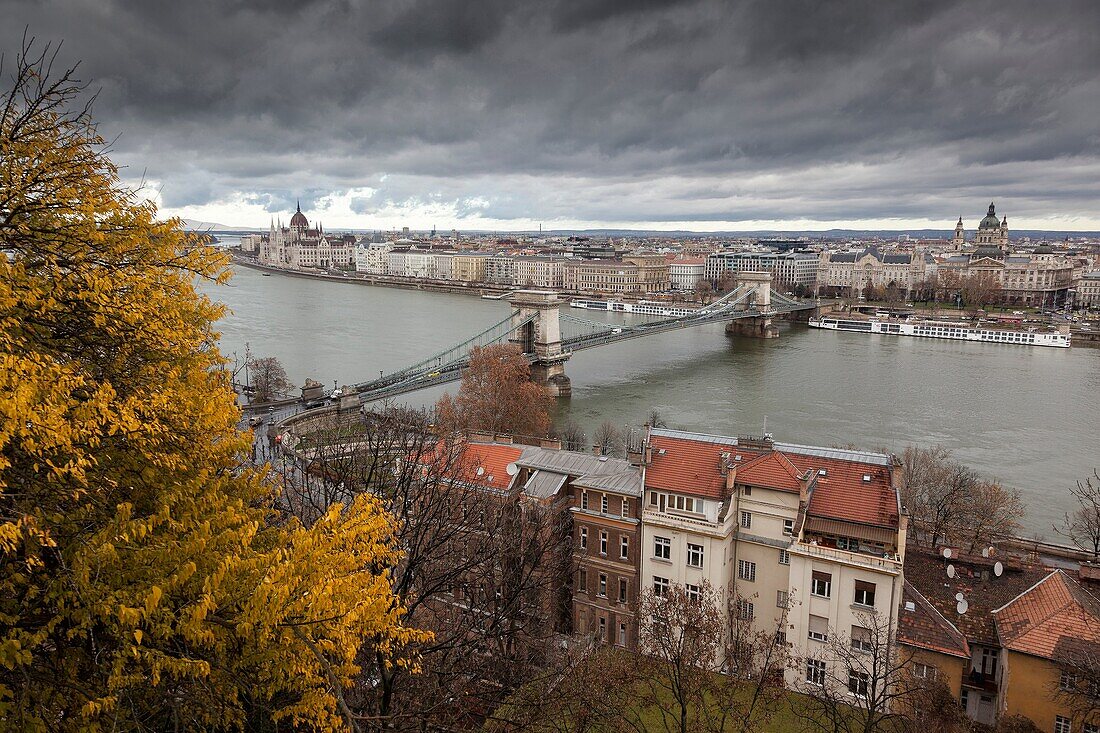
<box><xmin>726</xmin><ymin>271</ymin><xmax>780</xmax><ymax>338</ymax></box>
<box><xmin>507</xmin><ymin>290</ymin><xmax>572</xmax><ymax>397</ymax></box>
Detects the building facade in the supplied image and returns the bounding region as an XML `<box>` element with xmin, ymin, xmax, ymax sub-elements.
<box><xmin>669</xmin><ymin>258</ymin><xmax>707</xmax><ymax>291</ymax></box>
<box><xmin>1076</xmin><ymin>271</ymin><xmax>1100</xmax><ymax>309</ymax></box>
<box><xmin>637</xmin><ymin>427</ymin><xmax>907</xmax><ymax>692</ymax></box>
<box><xmin>513</xmin><ymin>256</ymin><xmax>565</xmax><ymax>289</ymax></box>
<box><xmin>259</xmin><ymin>203</ymin><xmax>355</xmax><ymax>270</ymax></box>
<box><xmin>707</xmin><ymin>251</ymin><xmax>821</xmax><ymax>288</ymax></box>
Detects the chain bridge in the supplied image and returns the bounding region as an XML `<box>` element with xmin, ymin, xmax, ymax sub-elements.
<box><xmin>349</xmin><ymin>273</ymin><xmax>827</xmax><ymax>403</ymax></box>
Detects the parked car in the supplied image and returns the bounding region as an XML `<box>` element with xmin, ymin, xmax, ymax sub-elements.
<box><xmin>305</xmin><ymin>400</ymin><xmax>326</xmax><ymax>410</ymax></box>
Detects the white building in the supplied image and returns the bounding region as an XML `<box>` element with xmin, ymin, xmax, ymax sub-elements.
<box><xmin>355</xmin><ymin>241</ymin><xmax>393</xmax><ymax>274</ymax></box>
<box><xmin>705</xmin><ymin>251</ymin><xmax>820</xmax><ymax>288</ymax></box>
<box><xmin>639</xmin><ymin>428</ymin><xmax>906</xmax><ymax>695</ymax></box>
<box><xmin>669</xmin><ymin>258</ymin><xmax>706</xmax><ymax>290</ymax></box>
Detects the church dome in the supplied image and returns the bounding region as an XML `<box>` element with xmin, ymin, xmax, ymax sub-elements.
<box><xmin>290</xmin><ymin>201</ymin><xmax>309</xmax><ymax>229</ymax></box>
<box><xmin>979</xmin><ymin>201</ymin><xmax>1001</xmax><ymax>229</ymax></box>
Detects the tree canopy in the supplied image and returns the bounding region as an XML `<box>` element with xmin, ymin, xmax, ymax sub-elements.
<box><xmin>0</xmin><ymin>40</ymin><xmax>423</xmax><ymax>730</ymax></box>
<box><xmin>436</xmin><ymin>344</ymin><xmax>553</xmax><ymax>437</ymax></box>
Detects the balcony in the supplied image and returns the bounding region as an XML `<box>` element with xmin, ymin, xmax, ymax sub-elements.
<box><xmin>642</xmin><ymin>507</ymin><xmax>724</xmax><ymax>534</ymax></box>
<box><xmin>791</xmin><ymin>541</ymin><xmax>902</xmax><ymax>573</ymax></box>
<box><xmin>962</xmin><ymin>669</ymin><xmax>999</xmax><ymax>695</ymax></box>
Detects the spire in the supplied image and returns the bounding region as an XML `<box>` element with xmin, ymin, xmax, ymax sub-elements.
<box><xmin>296</xmin><ymin>200</ymin><xmax>301</xmax><ymax>213</ymax></box>
<box><xmin>988</xmin><ymin>201</ymin><xmax>996</xmax><ymax>216</ymax></box>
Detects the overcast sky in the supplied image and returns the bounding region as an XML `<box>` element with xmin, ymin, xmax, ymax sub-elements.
<box><xmin>4</xmin><ymin>0</ymin><xmax>1099</xmax><ymax>231</ymax></box>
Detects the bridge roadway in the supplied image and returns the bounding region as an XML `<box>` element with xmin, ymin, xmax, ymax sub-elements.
<box><xmin>351</xmin><ymin>289</ymin><xmax>820</xmax><ymax>404</ymax></box>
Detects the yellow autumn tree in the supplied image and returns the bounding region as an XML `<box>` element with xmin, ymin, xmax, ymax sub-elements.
<box><xmin>0</xmin><ymin>40</ymin><xmax>426</xmax><ymax>730</ymax></box>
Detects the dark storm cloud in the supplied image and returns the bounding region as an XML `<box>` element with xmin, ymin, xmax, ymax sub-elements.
<box><xmin>2</xmin><ymin>0</ymin><xmax>1099</xmax><ymax>226</ymax></box>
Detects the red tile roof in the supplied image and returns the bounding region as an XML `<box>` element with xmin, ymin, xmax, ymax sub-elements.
<box><xmin>736</xmin><ymin>451</ymin><xmax>804</xmax><ymax>493</ymax></box>
<box><xmin>422</xmin><ymin>441</ymin><xmax>523</xmax><ymax>491</ymax></box>
<box><xmin>644</xmin><ymin>433</ymin><xmax>759</xmax><ymax>500</ymax></box>
<box><xmin>787</xmin><ymin>454</ymin><xmax>897</xmax><ymax>528</ymax></box>
<box><xmin>993</xmin><ymin>570</ymin><xmax>1100</xmax><ymax>663</ymax></box>
<box><xmin>904</xmin><ymin>548</ymin><xmax>1049</xmax><ymax>646</ymax></box>
<box><xmin>898</xmin><ymin>581</ymin><xmax>970</xmax><ymax>659</ymax></box>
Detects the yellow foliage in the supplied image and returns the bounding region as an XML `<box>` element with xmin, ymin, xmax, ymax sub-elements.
<box><xmin>0</xmin><ymin>44</ymin><xmax>426</xmax><ymax>730</ymax></box>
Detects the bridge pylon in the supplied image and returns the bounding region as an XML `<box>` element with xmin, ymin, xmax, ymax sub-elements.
<box><xmin>726</xmin><ymin>271</ymin><xmax>780</xmax><ymax>338</ymax></box>
<box><xmin>507</xmin><ymin>290</ymin><xmax>572</xmax><ymax>397</ymax></box>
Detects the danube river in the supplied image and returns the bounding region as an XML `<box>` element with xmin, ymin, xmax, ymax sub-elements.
<box><xmin>199</xmin><ymin>263</ymin><xmax>1099</xmax><ymax>538</ymax></box>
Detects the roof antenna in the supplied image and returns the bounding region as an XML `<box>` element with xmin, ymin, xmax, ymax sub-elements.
<box><xmin>762</xmin><ymin>415</ymin><xmax>772</xmax><ymax>442</ymax></box>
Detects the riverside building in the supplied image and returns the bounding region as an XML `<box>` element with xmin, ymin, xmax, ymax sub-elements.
<box><xmin>259</xmin><ymin>203</ymin><xmax>355</xmax><ymax>270</ymax></box>
<box><xmin>637</xmin><ymin>428</ymin><xmax>906</xmax><ymax>688</ymax></box>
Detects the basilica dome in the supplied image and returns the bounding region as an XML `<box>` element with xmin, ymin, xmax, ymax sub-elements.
<box><xmin>979</xmin><ymin>201</ymin><xmax>1001</xmax><ymax>229</ymax></box>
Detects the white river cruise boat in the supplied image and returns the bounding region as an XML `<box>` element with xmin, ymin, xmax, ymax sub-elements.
<box><xmin>808</xmin><ymin>316</ymin><xmax>1071</xmax><ymax>348</ymax></box>
<box><xmin>569</xmin><ymin>299</ymin><xmax>701</xmax><ymax>318</ymax></box>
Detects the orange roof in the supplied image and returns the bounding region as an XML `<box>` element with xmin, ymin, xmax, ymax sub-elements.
<box><xmin>421</xmin><ymin>441</ymin><xmax>523</xmax><ymax>491</ymax></box>
<box><xmin>645</xmin><ymin>433</ymin><xmax>759</xmax><ymax>500</ymax></box>
<box><xmin>898</xmin><ymin>581</ymin><xmax>970</xmax><ymax>659</ymax></box>
<box><xmin>993</xmin><ymin>570</ymin><xmax>1100</xmax><ymax>663</ymax></box>
<box><xmin>787</xmin><ymin>454</ymin><xmax>898</xmax><ymax>528</ymax></box>
<box><xmin>736</xmin><ymin>451</ymin><xmax>804</xmax><ymax>493</ymax></box>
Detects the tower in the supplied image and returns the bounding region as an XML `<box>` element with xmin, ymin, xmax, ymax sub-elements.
<box><xmin>953</xmin><ymin>216</ymin><xmax>965</xmax><ymax>250</ymax></box>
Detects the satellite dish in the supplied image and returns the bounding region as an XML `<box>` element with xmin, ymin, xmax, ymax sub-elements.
<box><xmin>994</xmin><ymin>561</ymin><xmax>1004</xmax><ymax>577</ymax></box>
<box><xmin>947</xmin><ymin>564</ymin><xmax>956</xmax><ymax>578</ymax></box>
<box><xmin>981</xmin><ymin>548</ymin><xmax>989</xmax><ymax>558</ymax></box>
<box><xmin>956</xmin><ymin>599</ymin><xmax>969</xmax><ymax>614</ymax></box>
<box><xmin>475</xmin><ymin>467</ymin><xmax>485</xmax><ymax>476</ymax></box>
<box><xmin>505</xmin><ymin>462</ymin><xmax>519</xmax><ymax>476</ymax></box>
<box><xmin>955</xmin><ymin>592</ymin><xmax>964</xmax><ymax>602</ymax></box>
<box><xmin>943</xmin><ymin>548</ymin><xmax>953</xmax><ymax>559</ymax></box>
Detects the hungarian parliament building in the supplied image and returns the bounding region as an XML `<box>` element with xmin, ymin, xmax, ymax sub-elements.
<box><xmin>256</xmin><ymin>203</ymin><xmax>357</xmax><ymax>270</ymax></box>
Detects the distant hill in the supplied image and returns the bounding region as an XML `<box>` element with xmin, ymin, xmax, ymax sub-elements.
<box><xmin>179</xmin><ymin>218</ymin><xmax>259</xmax><ymax>232</ymax></box>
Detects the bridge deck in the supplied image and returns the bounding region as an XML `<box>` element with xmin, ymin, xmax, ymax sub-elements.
<box><xmin>351</xmin><ymin>290</ymin><xmax>821</xmax><ymax>404</ymax></box>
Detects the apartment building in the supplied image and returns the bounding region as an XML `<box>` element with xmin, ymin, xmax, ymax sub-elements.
<box><xmin>816</xmin><ymin>248</ymin><xmax>929</xmax><ymax>296</ymax></box>
<box><xmin>904</xmin><ymin>548</ymin><xmax>1050</xmax><ymax>726</ymax></box>
<box><xmin>1077</xmin><ymin>271</ymin><xmax>1100</xmax><ymax>309</ymax></box>
<box><xmin>486</xmin><ymin>255</ymin><xmax>516</xmax><ymax>285</ymax></box>
<box><xmin>638</xmin><ymin>428</ymin><xmax>906</xmax><ymax>695</ymax></box>
<box><xmin>513</xmin><ymin>256</ymin><xmax>565</xmax><ymax>289</ymax></box>
<box><xmin>706</xmin><ymin>250</ymin><xmax>821</xmax><ymax>288</ymax></box>
<box><xmin>668</xmin><ymin>258</ymin><xmax>706</xmax><ymax>290</ymax></box>
<box><xmin>354</xmin><ymin>241</ymin><xmax>393</xmax><ymax>274</ymax></box>
<box><xmin>451</xmin><ymin>252</ymin><xmax>489</xmax><ymax>283</ymax></box>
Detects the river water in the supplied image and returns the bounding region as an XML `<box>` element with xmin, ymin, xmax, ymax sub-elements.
<box><xmin>199</xmin><ymin>263</ymin><xmax>1100</xmax><ymax>538</ymax></box>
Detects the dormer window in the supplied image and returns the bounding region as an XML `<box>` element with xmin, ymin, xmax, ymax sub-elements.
<box><xmin>818</xmin><ymin>469</ymin><xmax>827</xmax><ymax>477</ymax></box>
<box><xmin>862</xmin><ymin>474</ymin><xmax>871</xmax><ymax>482</ymax></box>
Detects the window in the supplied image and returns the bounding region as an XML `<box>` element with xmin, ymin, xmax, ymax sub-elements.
<box><xmin>851</xmin><ymin>626</ymin><xmax>873</xmax><ymax>653</ymax></box>
<box><xmin>620</xmin><ymin>535</ymin><xmax>629</xmax><ymax>559</ymax></box>
<box><xmin>854</xmin><ymin>580</ymin><xmax>876</xmax><ymax>608</ymax></box>
<box><xmin>779</xmin><ymin>550</ymin><xmax>790</xmax><ymax>565</ymax></box>
<box><xmin>653</xmin><ymin>576</ymin><xmax>670</xmax><ymax>597</ymax></box>
<box><xmin>649</xmin><ymin>491</ymin><xmax>658</xmax><ymax>506</ymax></box>
<box><xmin>736</xmin><ymin>599</ymin><xmax>754</xmax><ymax>620</ymax></box>
<box><xmin>618</xmin><ymin>578</ymin><xmax>628</xmax><ymax>603</ymax></box>
<box><xmin>581</xmin><ymin>490</ymin><xmax>589</xmax><ymax>510</ymax></box>
<box><xmin>601</xmin><ymin>494</ymin><xmax>608</xmax><ymax>514</ymax></box>
<box><xmin>913</xmin><ymin>663</ymin><xmax>936</xmax><ymax>680</ymax></box>
<box><xmin>1055</xmin><ymin>716</ymin><xmax>1072</xmax><ymax>733</ymax></box>
<box><xmin>1060</xmin><ymin>670</ymin><xmax>1077</xmax><ymax>691</ymax></box>
<box><xmin>783</xmin><ymin>519</ymin><xmax>794</xmax><ymax>536</ymax></box>
<box><xmin>600</xmin><ymin>531</ymin><xmax>608</xmax><ymax>555</ymax></box>
<box><xmin>848</xmin><ymin>670</ymin><xmax>869</xmax><ymax>697</ymax></box>
<box><xmin>598</xmin><ymin>573</ymin><xmax>607</xmax><ymax>597</ymax></box>
<box><xmin>981</xmin><ymin>648</ymin><xmax>998</xmax><ymax>677</ymax></box>
<box><xmin>1084</xmin><ymin>723</ymin><xmax>1098</xmax><ymax>733</ymax></box>
<box><xmin>598</xmin><ymin>616</ymin><xmax>607</xmax><ymax>642</ymax></box>
<box><xmin>812</xmin><ymin>571</ymin><xmax>832</xmax><ymax>598</ymax></box>
<box><xmin>687</xmin><ymin>543</ymin><xmax>704</xmax><ymax>568</ymax></box>
<box><xmin>686</xmin><ymin>583</ymin><xmax>701</xmax><ymax>603</ymax></box>
<box><xmin>578</xmin><ymin>568</ymin><xmax>587</xmax><ymax>594</ymax></box>
<box><xmin>777</xmin><ymin>590</ymin><xmax>789</xmax><ymax>608</ymax></box>
<box><xmin>618</xmin><ymin>622</ymin><xmax>627</xmax><ymax>647</ymax></box>
<box><xmin>621</xmin><ymin>498</ymin><xmax>630</xmax><ymax>518</ymax></box>
<box><xmin>743</xmin><ymin>486</ymin><xmax>752</xmax><ymax>496</ymax></box>
<box><xmin>837</xmin><ymin>536</ymin><xmax>861</xmax><ymax>552</ymax></box>
<box><xmin>740</xmin><ymin>511</ymin><xmax>752</xmax><ymax>528</ymax></box>
<box><xmin>579</xmin><ymin>527</ymin><xmax>587</xmax><ymax>550</ymax></box>
<box><xmin>654</xmin><ymin>536</ymin><xmax>671</xmax><ymax>560</ymax></box>
<box><xmin>808</xmin><ymin>614</ymin><xmax>829</xmax><ymax>642</ymax></box>
<box><xmin>806</xmin><ymin>659</ymin><xmax>827</xmax><ymax>686</ymax></box>
<box><xmin>670</xmin><ymin>495</ymin><xmax>697</xmax><ymax>513</ymax></box>
<box><xmin>738</xmin><ymin>559</ymin><xmax>756</xmax><ymax>582</ymax></box>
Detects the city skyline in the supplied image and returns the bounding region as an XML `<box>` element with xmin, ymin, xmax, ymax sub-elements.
<box><xmin>4</xmin><ymin>0</ymin><xmax>1100</xmax><ymax>231</ymax></box>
